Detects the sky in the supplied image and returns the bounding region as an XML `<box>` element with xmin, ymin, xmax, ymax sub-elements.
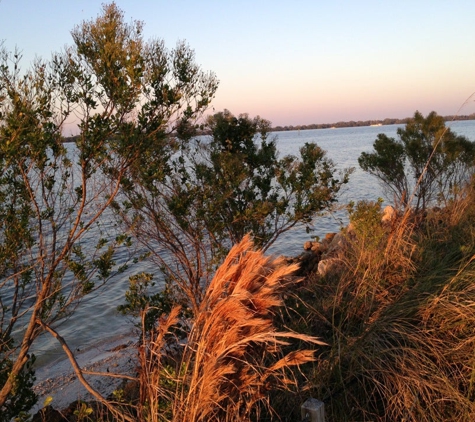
<box><xmin>1</xmin><ymin>0</ymin><xmax>475</xmax><ymax>127</ymax></box>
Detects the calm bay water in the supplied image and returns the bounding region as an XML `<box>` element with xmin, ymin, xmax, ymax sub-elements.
<box><xmin>31</xmin><ymin>120</ymin><xmax>475</xmax><ymax>367</ymax></box>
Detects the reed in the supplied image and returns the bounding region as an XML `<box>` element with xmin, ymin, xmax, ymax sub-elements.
<box><xmin>138</xmin><ymin>235</ymin><xmax>322</xmax><ymax>422</ymax></box>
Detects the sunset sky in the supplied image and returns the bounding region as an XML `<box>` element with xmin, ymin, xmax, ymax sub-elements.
<box><xmin>1</xmin><ymin>0</ymin><xmax>475</xmax><ymax>127</ymax></box>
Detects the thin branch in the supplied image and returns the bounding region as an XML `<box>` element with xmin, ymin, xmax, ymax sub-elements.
<box><xmin>37</xmin><ymin>319</ymin><xmax>135</xmax><ymax>422</ymax></box>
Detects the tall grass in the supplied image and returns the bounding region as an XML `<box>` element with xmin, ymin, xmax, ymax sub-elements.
<box><xmin>51</xmin><ymin>186</ymin><xmax>475</xmax><ymax>421</ymax></box>
<box><xmin>137</xmin><ymin>235</ymin><xmax>322</xmax><ymax>422</ymax></box>
<box><xmin>297</xmin><ymin>179</ymin><xmax>475</xmax><ymax>421</ymax></box>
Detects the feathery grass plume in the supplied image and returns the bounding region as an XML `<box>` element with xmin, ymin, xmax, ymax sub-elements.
<box><xmin>172</xmin><ymin>234</ymin><xmax>324</xmax><ymax>422</ymax></box>
<box><xmin>138</xmin><ymin>305</ymin><xmax>183</xmax><ymax>422</ymax></box>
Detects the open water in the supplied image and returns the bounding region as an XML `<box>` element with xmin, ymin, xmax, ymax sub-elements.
<box><xmin>30</xmin><ymin>120</ymin><xmax>475</xmax><ymax>368</ymax></box>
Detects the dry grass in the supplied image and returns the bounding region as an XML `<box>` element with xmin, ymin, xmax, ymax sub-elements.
<box><xmin>136</xmin><ymin>305</ymin><xmax>183</xmax><ymax>422</ymax></box>
<box><xmin>330</xmin><ymin>200</ymin><xmax>417</xmax><ymax>336</ymax></box>
<box><xmin>137</xmin><ymin>235</ymin><xmax>323</xmax><ymax>422</ymax></box>
<box><xmin>74</xmin><ymin>185</ymin><xmax>475</xmax><ymax>421</ymax></box>
<box><xmin>297</xmin><ymin>183</ymin><xmax>475</xmax><ymax>421</ymax></box>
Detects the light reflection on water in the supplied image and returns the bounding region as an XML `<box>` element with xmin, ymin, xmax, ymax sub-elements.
<box><xmin>30</xmin><ymin>120</ymin><xmax>475</xmax><ymax>367</ymax></box>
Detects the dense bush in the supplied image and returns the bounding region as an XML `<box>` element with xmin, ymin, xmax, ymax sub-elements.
<box><xmin>118</xmin><ymin>108</ymin><xmax>351</xmax><ymax>316</ymax></box>
<box><xmin>359</xmin><ymin>110</ymin><xmax>475</xmax><ymax>212</ymax></box>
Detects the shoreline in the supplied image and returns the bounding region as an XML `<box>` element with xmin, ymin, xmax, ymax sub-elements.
<box><xmin>32</xmin><ymin>331</ymin><xmax>138</xmax><ymax>414</ymax></box>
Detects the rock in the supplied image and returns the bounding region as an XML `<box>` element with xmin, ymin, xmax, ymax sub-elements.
<box><xmin>327</xmin><ymin>232</ymin><xmax>346</xmax><ymax>255</ymax></box>
<box><xmin>301</xmin><ymin>250</ymin><xmax>316</xmax><ymax>261</ymax></box>
<box><xmin>317</xmin><ymin>258</ymin><xmax>342</xmax><ymax>277</ymax></box>
<box><xmin>296</xmin><ymin>250</ymin><xmax>320</xmax><ymax>275</ymax></box>
<box><xmin>382</xmin><ymin>205</ymin><xmax>396</xmax><ymax>224</ymax></box>
<box><xmin>311</xmin><ymin>242</ymin><xmax>325</xmax><ymax>254</ymax></box>
<box><xmin>299</xmin><ymin>230</ymin><xmax>350</xmax><ymax>276</ymax></box>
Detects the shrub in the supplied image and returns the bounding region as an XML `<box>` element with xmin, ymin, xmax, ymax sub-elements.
<box><xmin>359</xmin><ymin>111</ymin><xmax>475</xmax><ymax>212</ymax></box>
<box><xmin>119</xmin><ymin>109</ymin><xmax>352</xmax><ymax>316</ymax></box>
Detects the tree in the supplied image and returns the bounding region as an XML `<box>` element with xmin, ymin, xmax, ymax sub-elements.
<box><xmin>0</xmin><ymin>3</ymin><xmax>217</xmax><ymax>416</ymax></box>
<box><xmin>118</xmin><ymin>109</ymin><xmax>352</xmax><ymax>315</ymax></box>
<box><xmin>358</xmin><ymin>110</ymin><xmax>475</xmax><ymax>212</ymax></box>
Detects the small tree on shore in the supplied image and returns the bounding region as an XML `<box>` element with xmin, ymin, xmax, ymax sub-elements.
<box><xmin>358</xmin><ymin>110</ymin><xmax>475</xmax><ymax>212</ymax></box>
<box><xmin>0</xmin><ymin>3</ymin><xmax>217</xmax><ymax>417</ymax></box>
<box><xmin>118</xmin><ymin>109</ymin><xmax>352</xmax><ymax>315</ymax></box>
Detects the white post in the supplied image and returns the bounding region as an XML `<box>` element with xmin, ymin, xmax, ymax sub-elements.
<box><xmin>301</xmin><ymin>398</ymin><xmax>325</xmax><ymax>422</ymax></box>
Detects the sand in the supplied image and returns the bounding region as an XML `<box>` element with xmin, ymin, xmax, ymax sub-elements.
<box><xmin>31</xmin><ymin>332</ymin><xmax>138</xmax><ymax>414</ymax></box>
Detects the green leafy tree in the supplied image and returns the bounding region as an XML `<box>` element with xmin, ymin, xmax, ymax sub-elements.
<box><xmin>0</xmin><ymin>3</ymin><xmax>217</xmax><ymax>416</ymax></box>
<box><xmin>119</xmin><ymin>109</ymin><xmax>352</xmax><ymax>315</ymax></box>
<box><xmin>359</xmin><ymin>111</ymin><xmax>475</xmax><ymax>212</ymax></box>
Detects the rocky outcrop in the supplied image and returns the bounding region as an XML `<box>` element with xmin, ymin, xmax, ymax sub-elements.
<box><xmin>317</xmin><ymin>257</ymin><xmax>343</xmax><ymax>277</ymax></box>
<box><xmin>295</xmin><ymin>205</ymin><xmax>399</xmax><ymax>277</ymax></box>
<box><xmin>295</xmin><ymin>231</ymin><xmax>347</xmax><ymax>276</ymax></box>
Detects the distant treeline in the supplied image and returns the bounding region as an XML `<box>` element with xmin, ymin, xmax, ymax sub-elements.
<box><xmin>63</xmin><ymin>113</ymin><xmax>475</xmax><ymax>142</ymax></box>
<box><xmin>272</xmin><ymin>113</ymin><xmax>475</xmax><ymax>132</ymax></box>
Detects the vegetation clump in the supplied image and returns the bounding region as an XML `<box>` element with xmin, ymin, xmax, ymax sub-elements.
<box><xmin>116</xmin><ymin>107</ymin><xmax>351</xmax><ymax>317</ymax></box>
<box><xmin>282</xmin><ymin>182</ymin><xmax>475</xmax><ymax>421</ymax></box>
<box><xmin>359</xmin><ymin>110</ymin><xmax>475</xmax><ymax>212</ymax></box>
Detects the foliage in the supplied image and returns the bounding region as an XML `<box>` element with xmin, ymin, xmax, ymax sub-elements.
<box><xmin>0</xmin><ymin>353</ymin><xmax>36</xmax><ymax>421</ymax></box>
<box><xmin>359</xmin><ymin>110</ymin><xmax>475</xmax><ymax>212</ymax></box>
<box><xmin>347</xmin><ymin>197</ymin><xmax>387</xmax><ymax>251</ymax></box>
<box><xmin>118</xmin><ymin>272</ymin><xmax>188</xmax><ymax>332</ymax></box>
<box><xmin>73</xmin><ymin>402</ymin><xmax>94</xmax><ymax>421</ymax></box>
<box><xmin>0</xmin><ymin>2</ymin><xmax>217</xmax><ymax>416</ymax></box>
<box><xmin>118</xmin><ymin>109</ymin><xmax>352</xmax><ymax>315</ymax></box>
<box><xmin>199</xmin><ymin>110</ymin><xmax>348</xmax><ymax>248</ymax></box>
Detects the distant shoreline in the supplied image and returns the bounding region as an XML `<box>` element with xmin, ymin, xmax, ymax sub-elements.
<box><xmin>63</xmin><ymin>114</ymin><xmax>475</xmax><ymax>142</ymax></box>
<box><xmin>271</xmin><ymin>113</ymin><xmax>475</xmax><ymax>132</ymax></box>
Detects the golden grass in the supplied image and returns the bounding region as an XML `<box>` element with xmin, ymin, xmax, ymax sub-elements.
<box><xmin>299</xmin><ymin>185</ymin><xmax>475</xmax><ymax>421</ymax></box>
<box><xmin>137</xmin><ymin>305</ymin><xmax>182</xmax><ymax>422</ymax></box>
<box><xmin>138</xmin><ymin>234</ymin><xmax>323</xmax><ymax>422</ymax></box>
